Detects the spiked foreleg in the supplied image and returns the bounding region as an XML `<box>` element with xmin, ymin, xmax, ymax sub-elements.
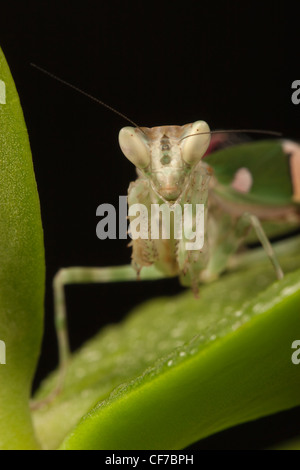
<box><xmin>177</xmin><ymin>162</ymin><xmax>211</xmax><ymax>293</ymax></box>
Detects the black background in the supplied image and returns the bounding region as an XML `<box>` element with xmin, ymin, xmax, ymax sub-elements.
<box><xmin>0</xmin><ymin>0</ymin><xmax>299</xmax><ymax>449</ymax></box>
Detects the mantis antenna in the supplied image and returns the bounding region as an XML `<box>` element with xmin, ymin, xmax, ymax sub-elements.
<box><xmin>30</xmin><ymin>63</ymin><xmax>145</xmax><ymax>133</ymax></box>
<box><xmin>31</xmin><ymin>63</ymin><xmax>281</xmax><ymax>141</ymax></box>
<box><xmin>179</xmin><ymin>129</ymin><xmax>282</xmax><ymax>143</ymax></box>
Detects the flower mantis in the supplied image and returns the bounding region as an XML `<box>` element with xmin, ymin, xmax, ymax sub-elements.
<box><xmin>30</xmin><ymin>65</ymin><xmax>300</xmax><ymax>407</ymax></box>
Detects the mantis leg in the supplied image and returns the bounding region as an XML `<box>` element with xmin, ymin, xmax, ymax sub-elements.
<box><xmin>242</xmin><ymin>213</ymin><xmax>284</xmax><ymax>280</ymax></box>
<box><xmin>201</xmin><ymin>211</ymin><xmax>284</xmax><ymax>283</ymax></box>
<box><xmin>30</xmin><ymin>264</ymin><xmax>166</xmax><ymax>409</ymax></box>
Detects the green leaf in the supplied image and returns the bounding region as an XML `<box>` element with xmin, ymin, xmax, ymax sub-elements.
<box><xmin>0</xmin><ymin>48</ymin><xmax>45</xmax><ymax>449</ymax></box>
<box><xmin>205</xmin><ymin>140</ymin><xmax>294</xmax><ymax>205</ymax></box>
<box><xmin>33</xmin><ymin>238</ymin><xmax>300</xmax><ymax>450</ymax></box>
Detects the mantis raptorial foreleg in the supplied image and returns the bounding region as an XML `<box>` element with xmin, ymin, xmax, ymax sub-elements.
<box><xmin>30</xmin><ymin>264</ymin><xmax>167</xmax><ymax>409</ymax></box>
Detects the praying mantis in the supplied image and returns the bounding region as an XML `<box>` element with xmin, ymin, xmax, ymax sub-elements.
<box><xmin>31</xmin><ymin>65</ymin><xmax>300</xmax><ymax>407</ymax></box>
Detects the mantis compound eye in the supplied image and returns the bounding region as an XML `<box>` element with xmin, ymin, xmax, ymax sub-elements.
<box><xmin>118</xmin><ymin>127</ymin><xmax>150</xmax><ymax>169</ymax></box>
<box><xmin>181</xmin><ymin>120</ymin><xmax>211</xmax><ymax>166</ymax></box>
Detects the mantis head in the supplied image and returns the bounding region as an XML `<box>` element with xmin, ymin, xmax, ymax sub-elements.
<box><xmin>118</xmin><ymin>121</ymin><xmax>211</xmax><ymax>202</ymax></box>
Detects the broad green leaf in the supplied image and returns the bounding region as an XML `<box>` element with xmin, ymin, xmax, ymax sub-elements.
<box><xmin>0</xmin><ymin>48</ymin><xmax>45</xmax><ymax>449</ymax></box>
<box><xmin>205</xmin><ymin>140</ymin><xmax>294</xmax><ymax>205</ymax></box>
<box><xmin>33</xmin><ymin>237</ymin><xmax>300</xmax><ymax>449</ymax></box>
